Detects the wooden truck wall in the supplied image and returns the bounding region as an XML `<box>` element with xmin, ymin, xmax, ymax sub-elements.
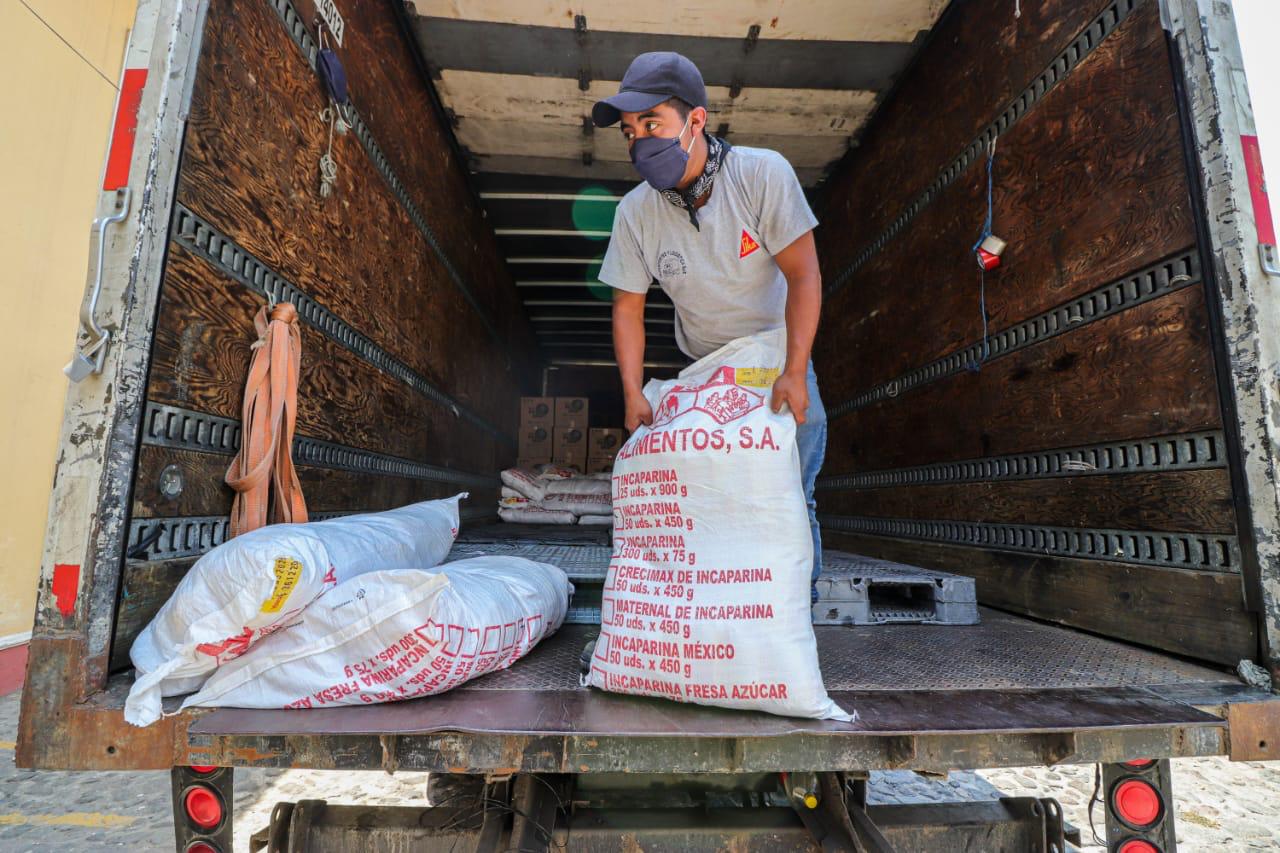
<box><xmin>813</xmin><ymin>0</ymin><xmax>1256</xmax><ymax>666</ymax></box>
<box><xmin>114</xmin><ymin>0</ymin><xmax>541</xmax><ymax>669</ymax></box>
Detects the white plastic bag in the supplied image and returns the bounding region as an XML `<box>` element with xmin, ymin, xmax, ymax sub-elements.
<box><xmin>125</xmin><ymin>495</ymin><xmax>465</xmax><ymax>726</ymax></box>
<box><xmin>182</xmin><ymin>557</ymin><xmax>571</xmax><ymax>710</ymax></box>
<box><xmin>499</xmin><ymin>505</ymin><xmax>576</xmax><ymax>524</ymax></box>
<box><xmin>541</xmin><ymin>493</ymin><xmax>612</xmax><ymax>516</ymax></box>
<box><xmin>586</xmin><ymin>330</ymin><xmax>853</xmax><ymax>721</ymax></box>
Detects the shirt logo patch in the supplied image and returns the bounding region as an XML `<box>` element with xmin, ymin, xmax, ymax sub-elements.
<box><xmin>739</xmin><ymin>229</ymin><xmax>761</xmax><ymax>259</ymax></box>
<box><xmin>657</xmin><ymin>249</ymin><xmax>688</xmax><ymax>278</ymax></box>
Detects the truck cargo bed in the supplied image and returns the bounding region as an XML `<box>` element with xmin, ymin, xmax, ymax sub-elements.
<box><xmin>185</xmin><ymin>526</ymin><xmax>1246</xmax><ymax>772</ymax></box>
<box><xmin>190</xmin><ymin>615</ymin><xmax>1231</xmax><ymax>740</ymax></box>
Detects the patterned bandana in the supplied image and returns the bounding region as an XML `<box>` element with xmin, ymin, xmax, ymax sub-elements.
<box><xmin>660</xmin><ymin>133</ymin><xmax>731</xmax><ymax>230</ymax></box>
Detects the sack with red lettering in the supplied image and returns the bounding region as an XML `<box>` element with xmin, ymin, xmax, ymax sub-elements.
<box><xmin>498</xmin><ymin>505</ymin><xmax>576</xmax><ymax>524</ymax></box>
<box><xmin>501</xmin><ymin>467</ymin><xmax>549</xmax><ymax>501</ymax></box>
<box><xmin>545</xmin><ymin>478</ymin><xmax>612</xmax><ymax>497</ymax></box>
<box><xmin>181</xmin><ymin>556</ymin><xmax>571</xmax><ymax>711</ymax></box>
<box><xmin>541</xmin><ymin>492</ymin><xmax>612</xmax><ymax>516</ymax></box>
<box><xmin>125</xmin><ymin>495</ymin><xmax>465</xmax><ymax>727</ymax></box>
<box><xmin>586</xmin><ymin>329</ymin><xmax>854</xmax><ymax>721</ymax></box>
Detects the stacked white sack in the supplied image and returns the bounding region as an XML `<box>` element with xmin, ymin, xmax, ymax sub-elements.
<box><xmin>125</xmin><ymin>495</ymin><xmax>465</xmax><ymax>726</ymax></box>
<box><xmin>498</xmin><ymin>465</ymin><xmax>613</xmax><ymax>525</ymax></box>
<box><xmin>181</xmin><ymin>556</ymin><xmax>571</xmax><ymax>710</ymax></box>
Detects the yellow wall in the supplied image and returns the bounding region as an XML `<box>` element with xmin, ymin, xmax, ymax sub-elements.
<box><xmin>0</xmin><ymin>0</ymin><xmax>138</xmax><ymax>640</ymax></box>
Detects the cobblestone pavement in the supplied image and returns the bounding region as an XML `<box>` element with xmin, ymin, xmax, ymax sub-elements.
<box><xmin>1</xmin><ymin>691</ymin><xmax>1277</xmax><ymax>850</ymax></box>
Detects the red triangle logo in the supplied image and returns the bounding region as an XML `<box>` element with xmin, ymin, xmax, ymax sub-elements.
<box><xmin>739</xmin><ymin>229</ymin><xmax>761</xmax><ymax>258</ymax></box>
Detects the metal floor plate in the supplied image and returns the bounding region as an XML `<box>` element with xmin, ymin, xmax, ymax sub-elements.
<box><xmin>188</xmin><ymin>613</ymin><xmax>1235</xmax><ymax>739</ymax></box>
<box><xmin>446</xmin><ymin>541</ymin><xmax>612</xmax><ymax>579</ymax></box>
<box><xmin>188</xmin><ymin>530</ymin><xmax>1242</xmax><ymax>741</ymax></box>
<box><xmin>465</xmin><ymin>613</ymin><xmax>1229</xmax><ymax>694</ymax></box>
<box><xmin>457</xmin><ymin>522</ymin><xmax>611</xmax><ymax>547</ymax></box>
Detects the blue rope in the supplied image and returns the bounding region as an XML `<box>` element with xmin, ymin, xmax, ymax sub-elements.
<box><xmin>968</xmin><ymin>150</ymin><xmax>996</xmax><ymax>371</ymax></box>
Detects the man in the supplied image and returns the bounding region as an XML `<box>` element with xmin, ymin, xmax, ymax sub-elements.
<box><xmin>594</xmin><ymin>51</ymin><xmax>826</xmax><ymax>596</ymax></box>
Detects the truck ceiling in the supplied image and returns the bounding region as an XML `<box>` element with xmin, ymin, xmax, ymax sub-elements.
<box><xmin>403</xmin><ymin>0</ymin><xmax>951</xmax><ymax>366</ymax></box>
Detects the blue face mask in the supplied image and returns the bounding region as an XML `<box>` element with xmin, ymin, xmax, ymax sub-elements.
<box><xmin>630</xmin><ymin>113</ymin><xmax>694</xmax><ymax>190</ymax></box>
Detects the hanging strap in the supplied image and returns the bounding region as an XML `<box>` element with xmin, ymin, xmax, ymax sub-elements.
<box><xmin>225</xmin><ymin>302</ymin><xmax>308</xmax><ymax>536</ymax></box>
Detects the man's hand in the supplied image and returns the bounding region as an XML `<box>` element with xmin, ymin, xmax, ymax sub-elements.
<box><xmin>771</xmin><ymin>369</ymin><xmax>809</xmax><ymax>425</ymax></box>
<box><xmin>625</xmin><ymin>389</ymin><xmax>654</xmax><ymax>433</ymax></box>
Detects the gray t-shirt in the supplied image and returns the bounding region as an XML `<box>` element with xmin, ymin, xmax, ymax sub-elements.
<box><xmin>599</xmin><ymin>145</ymin><xmax>819</xmax><ymax>359</ymax></box>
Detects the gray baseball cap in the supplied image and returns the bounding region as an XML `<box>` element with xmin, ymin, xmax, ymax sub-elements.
<box><xmin>592</xmin><ymin>52</ymin><xmax>707</xmax><ymax>128</ymax></box>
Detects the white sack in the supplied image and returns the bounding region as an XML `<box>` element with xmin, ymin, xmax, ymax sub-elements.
<box><xmin>499</xmin><ymin>505</ymin><xmax>576</xmax><ymax>524</ymax></box>
<box><xmin>500</xmin><ymin>486</ymin><xmax>526</xmax><ymax>500</ymax></box>
<box><xmin>545</xmin><ymin>478</ymin><xmax>612</xmax><ymax>497</ymax></box>
<box><xmin>586</xmin><ymin>330</ymin><xmax>854</xmax><ymax>722</ymax></box>
<box><xmin>534</xmin><ymin>463</ymin><xmax>577</xmax><ymax>481</ymax></box>
<box><xmin>125</xmin><ymin>495</ymin><xmax>465</xmax><ymax>726</ymax></box>
<box><xmin>541</xmin><ymin>493</ymin><xmax>612</xmax><ymax>516</ymax></box>
<box><xmin>578</xmin><ymin>515</ymin><xmax>613</xmax><ymax>526</ymax></box>
<box><xmin>500</xmin><ymin>468</ymin><xmax>548</xmax><ymax>501</ymax></box>
<box><xmin>182</xmin><ymin>557</ymin><xmax>571</xmax><ymax>710</ymax></box>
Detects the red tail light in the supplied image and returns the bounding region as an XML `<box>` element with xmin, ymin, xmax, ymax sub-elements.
<box><xmin>1123</xmin><ymin>758</ymin><xmax>1155</xmax><ymax>770</ymax></box>
<box><xmin>189</xmin><ymin>764</ymin><xmax>218</xmax><ymax>774</ymax></box>
<box><xmin>184</xmin><ymin>843</ymin><xmax>222</xmax><ymax>853</ymax></box>
<box><xmin>1113</xmin><ymin>779</ymin><xmax>1162</xmax><ymax>827</ymax></box>
<box><xmin>183</xmin><ymin>785</ymin><xmax>225</xmax><ymax>830</ymax></box>
<box><xmin>1118</xmin><ymin>840</ymin><xmax>1159</xmax><ymax>853</ymax></box>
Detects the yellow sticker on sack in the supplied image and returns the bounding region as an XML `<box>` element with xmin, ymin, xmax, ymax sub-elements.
<box><xmin>261</xmin><ymin>557</ymin><xmax>303</xmax><ymax>613</ymax></box>
<box><xmin>734</xmin><ymin>367</ymin><xmax>780</xmax><ymax>388</ymax></box>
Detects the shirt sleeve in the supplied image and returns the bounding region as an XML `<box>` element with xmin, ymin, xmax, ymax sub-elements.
<box><xmin>755</xmin><ymin>150</ymin><xmax>819</xmax><ymax>255</ymax></box>
<box><xmin>598</xmin><ymin>200</ymin><xmax>653</xmax><ymax>294</ymax></box>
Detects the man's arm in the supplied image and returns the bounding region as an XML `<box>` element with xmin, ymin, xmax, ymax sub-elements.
<box><xmin>614</xmin><ymin>289</ymin><xmax>654</xmax><ymax>432</ymax></box>
<box><xmin>770</xmin><ymin>230</ymin><xmax>822</xmax><ymax>424</ymax></box>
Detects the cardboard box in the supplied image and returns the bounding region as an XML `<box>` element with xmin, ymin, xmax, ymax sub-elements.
<box><xmin>520</xmin><ymin>396</ymin><xmax>555</xmax><ymax>427</ymax></box>
<box><xmin>586</xmin><ymin>457</ymin><xmax>615</xmax><ymax>474</ymax></box>
<box><xmin>553</xmin><ymin>425</ymin><xmax>588</xmax><ymax>456</ymax></box>
<box><xmin>589</xmin><ymin>428</ymin><xmax>626</xmax><ymax>459</ymax></box>
<box><xmin>554</xmin><ymin>396</ymin><xmax>589</xmax><ymax>427</ymax></box>
<box><xmin>518</xmin><ymin>423</ymin><xmax>553</xmax><ymax>458</ymax></box>
<box><xmin>552</xmin><ymin>425</ymin><xmax>588</xmax><ymax>470</ymax></box>
<box><xmin>551</xmin><ymin>453</ymin><xmax>587</xmax><ymax>473</ymax></box>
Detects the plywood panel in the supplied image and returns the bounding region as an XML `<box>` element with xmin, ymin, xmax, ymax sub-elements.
<box><xmin>132</xmin><ymin>445</ymin><xmax>489</xmax><ymax>519</ymax></box>
<box><xmin>456</xmin><ymin>119</ymin><xmax>850</xmax><ymax>169</ymax></box>
<box><xmin>439</xmin><ymin>70</ymin><xmax>876</xmax><ymax>135</ymax></box>
<box><xmin>181</xmin><ymin>0</ymin><xmax>525</xmax><ymax>434</ymax></box>
<box><xmin>818</xmin><ymin>0</ymin><xmax>1119</xmax><ymax>265</ymax></box>
<box><xmin>148</xmin><ymin>246</ymin><xmax>493</xmax><ymax>473</ymax></box>
<box><xmin>819</xmin><ymin>469</ymin><xmax>1236</xmax><ymax>535</ymax></box>
<box><xmin>290</xmin><ymin>0</ymin><xmax>540</xmax><ymax>377</ymax></box>
<box><xmin>817</xmin><ymin>3</ymin><xmax>1195</xmax><ymax>397</ymax></box>
<box><xmin>408</xmin><ymin>0</ymin><xmax>946</xmax><ymax>43</ymax></box>
<box><xmin>823</xmin><ymin>286</ymin><xmax>1223</xmax><ymax>474</ymax></box>
<box><xmin>822</xmin><ymin>530</ymin><xmax>1257</xmax><ymax>666</ymax></box>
